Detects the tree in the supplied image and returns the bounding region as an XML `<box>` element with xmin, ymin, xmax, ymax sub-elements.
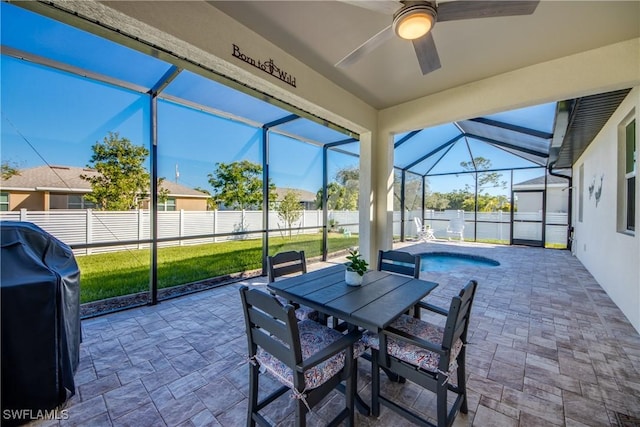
<box><xmin>315</xmin><ymin>182</ymin><xmax>345</xmax><ymax>210</ymax></box>
<box><xmin>439</xmin><ymin>189</ymin><xmax>471</xmax><ymax>211</ymax></box>
<box><xmin>277</xmin><ymin>190</ymin><xmax>303</xmax><ymax>238</ymax></box>
<box><xmin>425</xmin><ymin>192</ymin><xmax>450</xmax><ymax>210</ymax></box>
<box><xmin>393</xmin><ymin>172</ymin><xmax>423</xmax><ymax>211</ymax></box>
<box><xmin>81</xmin><ymin>132</ymin><xmax>158</xmax><ymax>210</ymax></box>
<box><xmin>207</xmin><ymin>160</ymin><xmax>276</xmax><ymax>210</ymax></box>
<box><xmin>460</xmin><ymin>157</ymin><xmax>507</xmax><ymax>193</ymax></box>
<box><xmin>194</xmin><ymin>187</ymin><xmax>218</xmax><ymax>210</ymax></box>
<box><xmin>315</xmin><ymin>166</ymin><xmax>359</xmax><ymax>210</ymax></box>
<box><xmin>1</xmin><ymin>161</ymin><xmax>20</xmax><ymax>180</ymax></box>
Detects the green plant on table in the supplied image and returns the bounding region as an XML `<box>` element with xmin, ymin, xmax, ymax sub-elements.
<box><xmin>346</xmin><ymin>249</ymin><xmax>368</xmax><ymax>276</ymax></box>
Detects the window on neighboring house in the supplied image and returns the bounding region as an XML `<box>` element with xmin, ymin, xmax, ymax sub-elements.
<box><xmin>618</xmin><ymin>114</ymin><xmax>636</xmax><ymax>233</ymax></box>
<box><xmin>68</xmin><ymin>194</ymin><xmax>96</xmax><ymax>209</ymax></box>
<box><xmin>0</xmin><ymin>192</ymin><xmax>9</xmax><ymax>211</ymax></box>
<box><xmin>157</xmin><ymin>198</ymin><xmax>176</xmax><ymax>211</ymax></box>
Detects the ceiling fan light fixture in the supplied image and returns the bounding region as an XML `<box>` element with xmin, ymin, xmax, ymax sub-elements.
<box><xmin>393</xmin><ymin>3</ymin><xmax>436</xmax><ymax>40</ymax></box>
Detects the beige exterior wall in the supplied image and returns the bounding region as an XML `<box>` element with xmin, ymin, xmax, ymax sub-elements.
<box><xmin>573</xmin><ymin>87</ymin><xmax>640</xmax><ymax>333</ymax></box>
<box><xmin>5</xmin><ymin>191</ymin><xmax>208</xmax><ymax>211</ymax></box>
<box><xmin>176</xmin><ymin>198</ymin><xmax>207</xmax><ymax>211</ymax></box>
<box><xmin>6</xmin><ymin>191</ymin><xmax>45</xmax><ymax>211</ymax></box>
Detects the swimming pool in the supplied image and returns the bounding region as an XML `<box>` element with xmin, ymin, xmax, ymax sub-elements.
<box><xmin>420</xmin><ymin>252</ymin><xmax>500</xmax><ymax>272</ymax></box>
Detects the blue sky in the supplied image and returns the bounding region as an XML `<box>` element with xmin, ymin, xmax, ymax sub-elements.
<box><xmin>1</xmin><ymin>2</ymin><xmax>551</xmax><ymax>198</ymax></box>
<box><xmin>0</xmin><ymin>2</ymin><xmax>360</xmax><ymax>194</ymax></box>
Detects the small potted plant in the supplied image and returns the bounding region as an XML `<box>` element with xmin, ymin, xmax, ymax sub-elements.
<box><xmin>345</xmin><ymin>249</ymin><xmax>368</xmax><ymax>286</ymax></box>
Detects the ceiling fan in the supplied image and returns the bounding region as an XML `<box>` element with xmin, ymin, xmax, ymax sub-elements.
<box><xmin>335</xmin><ymin>1</ymin><xmax>540</xmax><ymax>75</ymax></box>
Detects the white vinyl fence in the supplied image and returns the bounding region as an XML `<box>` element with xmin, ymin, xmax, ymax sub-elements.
<box><xmin>1</xmin><ymin>207</ymin><xmax>568</xmax><ymax>255</ymax></box>
<box><xmin>398</xmin><ymin>209</ymin><xmax>568</xmax><ymax>246</ymax></box>
<box><xmin>0</xmin><ymin>209</ymin><xmax>360</xmax><ymax>255</ymax></box>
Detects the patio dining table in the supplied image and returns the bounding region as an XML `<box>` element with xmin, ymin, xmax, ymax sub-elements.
<box><xmin>267</xmin><ymin>263</ymin><xmax>438</xmax><ymax>332</ymax></box>
<box><xmin>267</xmin><ymin>263</ymin><xmax>439</xmax><ymax>415</ymax></box>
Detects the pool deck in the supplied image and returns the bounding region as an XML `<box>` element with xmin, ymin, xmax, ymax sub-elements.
<box><xmin>27</xmin><ymin>241</ymin><xmax>640</xmax><ymax>426</ymax></box>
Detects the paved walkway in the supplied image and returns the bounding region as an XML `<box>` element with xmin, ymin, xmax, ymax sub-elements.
<box><xmin>31</xmin><ymin>242</ymin><xmax>640</xmax><ymax>426</ymax></box>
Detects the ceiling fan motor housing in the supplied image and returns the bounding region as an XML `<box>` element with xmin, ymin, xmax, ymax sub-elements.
<box><xmin>392</xmin><ymin>2</ymin><xmax>438</xmax><ymax>40</ymax></box>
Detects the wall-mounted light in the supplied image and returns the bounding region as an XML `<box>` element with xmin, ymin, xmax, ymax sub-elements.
<box><xmin>393</xmin><ymin>3</ymin><xmax>437</xmax><ymax>40</ymax></box>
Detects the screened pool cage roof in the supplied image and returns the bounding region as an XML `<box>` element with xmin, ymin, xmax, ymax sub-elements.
<box><xmin>2</xmin><ymin>2</ymin><xmax>559</xmax><ymax>176</ymax></box>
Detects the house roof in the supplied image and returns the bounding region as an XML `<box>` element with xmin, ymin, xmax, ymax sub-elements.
<box><xmin>0</xmin><ymin>165</ymin><xmax>208</xmax><ymax>198</ymax></box>
<box><xmin>275</xmin><ymin>187</ymin><xmax>316</xmax><ymax>203</ymax></box>
<box><xmin>513</xmin><ymin>175</ymin><xmax>569</xmax><ymax>187</ymax></box>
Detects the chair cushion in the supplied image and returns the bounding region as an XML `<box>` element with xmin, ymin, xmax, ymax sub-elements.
<box><xmin>275</xmin><ymin>295</ymin><xmax>320</xmax><ymax>322</ymax></box>
<box><xmin>361</xmin><ymin>314</ymin><xmax>463</xmax><ymax>374</ymax></box>
<box><xmin>256</xmin><ymin>319</ymin><xmax>367</xmax><ymax>390</ymax></box>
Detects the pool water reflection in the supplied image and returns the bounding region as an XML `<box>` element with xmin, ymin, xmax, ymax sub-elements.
<box><xmin>420</xmin><ymin>252</ymin><xmax>500</xmax><ymax>272</ymax></box>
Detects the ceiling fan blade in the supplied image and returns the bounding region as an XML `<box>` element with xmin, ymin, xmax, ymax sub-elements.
<box><xmin>413</xmin><ymin>32</ymin><xmax>441</xmax><ymax>75</ymax></box>
<box><xmin>335</xmin><ymin>25</ymin><xmax>394</xmax><ymax>68</ymax></box>
<box><xmin>437</xmin><ymin>1</ymin><xmax>539</xmax><ymax>22</ymax></box>
<box><xmin>340</xmin><ymin>1</ymin><xmax>401</xmax><ymax>15</ymax></box>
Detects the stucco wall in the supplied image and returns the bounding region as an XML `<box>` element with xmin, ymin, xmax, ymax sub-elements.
<box><xmin>176</xmin><ymin>198</ymin><xmax>207</xmax><ymax>211</ymax></box>
<box><xmin>573</xmin><ymin>87</ymin><xmax>640</xmax><ymax>332</ymax></box>
<box><xmin>7</xmin><ymin>191</ymin><xmax>44</xmax><ymax>211</ymax></box>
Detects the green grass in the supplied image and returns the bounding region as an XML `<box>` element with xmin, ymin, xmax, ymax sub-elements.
<box><xmin>76</xmin><ymin>234</ymin><xmax>359</xmax><ymax>303</ymax></box>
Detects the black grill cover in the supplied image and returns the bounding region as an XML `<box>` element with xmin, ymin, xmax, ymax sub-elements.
<box><xmin>1</xmin><ymin>221</ymin><xmax>80</xmax><ymax>424</ymax></box>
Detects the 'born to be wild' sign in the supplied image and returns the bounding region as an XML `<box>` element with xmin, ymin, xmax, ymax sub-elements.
<box><xmin>232</xmin><ymin>44</ymin><xmax>297</xmax><ymax>88</ymax></box>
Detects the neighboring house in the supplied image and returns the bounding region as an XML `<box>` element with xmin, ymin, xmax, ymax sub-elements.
<box><xmin>274</xmin><ymin>187</ymin><xmax>317</xmax><ymax>210</ymax></box>
<box><xmin>0</xmin><ymin>165</ymin><xmax>209</xmax><ymax>211</ymax></box>
<box><xmin>512</xmin><ymin>175</ymin><xmax>570</xmax><ymax>213</ymax></box>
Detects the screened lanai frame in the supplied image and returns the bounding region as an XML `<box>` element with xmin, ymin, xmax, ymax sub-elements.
<box><xmin>392</xmin><ymin>103</ymin><xmax>572</xmax><ymax>247</ymax></box>
<box><xmin>0</xmin><ymin>2</ymin><xmax>361</xmax><ymax>305</ymax></box>
<box><xmin>1</xmin><ymin>2</ymin><xmax>572</xmax><ymax>310</ymax></box>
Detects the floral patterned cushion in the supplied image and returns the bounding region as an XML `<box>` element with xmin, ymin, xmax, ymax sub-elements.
<box><xmin>256</xmin><ymin>319</ymin><xmax>367</xmax><ymax>390</ymax></box>
<box><xmin>275</xmin><ymin>295</ymin><xmax>320</xmax><ymax>322</ymax></box>
<box><xmin>362</xmin><ymin>314</ymin><xmax>463</xmax><ymax>374</ymax></box>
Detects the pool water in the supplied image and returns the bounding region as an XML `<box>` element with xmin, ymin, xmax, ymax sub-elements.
<box><xmin>420</xmin><ymin>252</ymin><xmax>499</xmax><ymax>272</ymax></box>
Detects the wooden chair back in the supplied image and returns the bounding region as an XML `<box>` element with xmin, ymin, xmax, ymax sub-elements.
<box><xmin>267</xmin><ymin>250</ymin><xmax>307</xmax><ymax>283</ymax></box>
<box><xmin>377</xmin><ymin>249</ymin><xmax>421</xmax><ymax>279</ymax></box>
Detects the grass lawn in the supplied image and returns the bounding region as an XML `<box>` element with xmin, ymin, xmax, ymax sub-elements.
<box><xmin>76</xmin><ymin>233</ymin><xmax>358</xmax><ymax>303</ymax></box>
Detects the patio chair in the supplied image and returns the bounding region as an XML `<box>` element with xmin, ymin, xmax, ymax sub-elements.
<box><xmin>377</xmin><ymin>249</ymin><xmax>421</xmax><ymax>279</ymax></box>
<box><xmin>364</xmin><ymin>279</ymin><xmax>478</xmax><ymax>427</ymax></box>
<box><xmin>414</xmin><ymin>217</ymin><xmax>435</xmax><ymax>242</ymax></box>
<box><xmin>378</xmin><ymin>249</ymin><xmax>422</xmax><ymax>319</ymax></box>
<box><xmin>239</xmin><ymin>286</ymin><xmax>362</xmax><ymax>427</ymax></box>
<box><xmin>446</xmin><ymin>218</ymin><xmax>465</xmax><ymax>241</ymax></box>
<box><xmin>267</xmin><ymin>250</ymin><xmax>320</xmax><ymax>322</ymax></box>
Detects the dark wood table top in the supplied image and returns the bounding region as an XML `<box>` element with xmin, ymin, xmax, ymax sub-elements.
<box><xmin>268</xmin><ymin>264</ymin><xmax>438</xmax><ymax>332</ymax></box>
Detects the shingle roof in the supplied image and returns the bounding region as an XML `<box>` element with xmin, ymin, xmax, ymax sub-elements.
<box><xmin>275</xmin><ymin>187</ymin><xmax>317</xmax><ymax>202</ymax></box>
<box><xmin>0</xmin><ymin>165</ymin><xmax>207</xmax><ymax>197</ymax></box>
<box><xmin>513</xmin><ymin>175</ymin><xmax>569</xmax><ymax>186</ymax></box>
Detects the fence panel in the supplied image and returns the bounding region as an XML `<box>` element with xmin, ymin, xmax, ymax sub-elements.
<box><xmin>183</xmin><ymin>211</ymin><xmax>216</xmax><ymax>245</ymax></box>
<box><xmin>91</xmin><ymin>211</ymin><xmax>143</xmax><ymax>253</ymax></box>
<box><xmin>216</xmin><ymin>211</ymin><xmax>245</xmax><ymax>241</ymax></box>
<box><xmin>24</xmin><ymin>210</ymin><xmax>88</xmax><ymax>246</ymax></box>
<box><xmin>157</xmin><ymin>211</ymin><xmax>180</xmax><ymax>247</ymax></box>
<box><xmin>330</xmin><ymin>211</ymin><xmax>359</xmax><ymax>235</ymax></box>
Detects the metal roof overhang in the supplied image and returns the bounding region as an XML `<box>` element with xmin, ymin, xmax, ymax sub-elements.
<box><xmin>550</xmin><ymin>88</ymin><xmax>632</xmax><ymax>169</ymax></box>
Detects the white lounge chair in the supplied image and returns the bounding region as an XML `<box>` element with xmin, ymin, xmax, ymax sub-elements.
<box><xmin>414</xmin><ymin>217</ymin><xmax>435</xmax><ymax>242</ymax></box>
<box><xmin>446</xmin><ymin>218</ymin><xmax>465</xmax><ymax>241</ymax></box>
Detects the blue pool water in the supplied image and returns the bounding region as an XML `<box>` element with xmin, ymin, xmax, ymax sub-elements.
<box><xmin>420</xmin><ymin>252</ymin><xmax>499</xmax><ymax>272</ymax></box>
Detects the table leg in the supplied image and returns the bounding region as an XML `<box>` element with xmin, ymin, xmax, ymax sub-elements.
<box><xmin>337</xmin><ymin>369</ymin><xmax>370</xmax><ymax>415</ymax></box>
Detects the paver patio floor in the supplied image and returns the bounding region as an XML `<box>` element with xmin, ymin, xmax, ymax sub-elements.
<box><xmin>31</xmin><ymin>242</ymin><xmax>640</xmax><ymax>426</ymax></box>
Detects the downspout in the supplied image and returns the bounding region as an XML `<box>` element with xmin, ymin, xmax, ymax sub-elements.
<box><xmin>400</xmin><ymin>169</ymin><xmax>406</xmax><ymax>242</ymax></box>
<box><xmin>548</xmin><ymin>162</ymin><xmax>572</xmax><ymax>250</ymax></box>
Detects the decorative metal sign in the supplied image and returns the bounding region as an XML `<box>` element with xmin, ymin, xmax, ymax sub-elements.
<box><xmin>232</xmin><ymin>44</ymin><xmax>297</xmax><ymax>88</ymax></box>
